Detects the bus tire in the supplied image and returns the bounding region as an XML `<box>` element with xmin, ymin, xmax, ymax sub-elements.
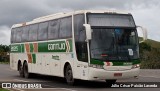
<box><xmin>23</xmin><ymin>62</ymin><xmax>30</xmax><ymax>78</ymax></box>
<box><xmin>18</xmin><ymin>62</ymin><xmax>24</xmax><ymax>77</ymax></box>
<box><xmin>105</xmin><ymin>80</ymin><xmax>116</xmax><ymax>87</ymax></box>
<box><xmin>65</xmin><ymin>64</ymin><xmax>74</xmax><ymax>85</ymax></box>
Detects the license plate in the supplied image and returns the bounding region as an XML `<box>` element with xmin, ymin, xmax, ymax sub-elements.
<box><xmin>114</xmin><ymin>73</ymin><xmax>122</xmax><ymax>77</ymax></box>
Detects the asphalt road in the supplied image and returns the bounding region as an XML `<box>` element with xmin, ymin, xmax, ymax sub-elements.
<box><xmin>0</xmin><ymin>64</ymin><xmax>160</xmax><ymax>91</ymax></box>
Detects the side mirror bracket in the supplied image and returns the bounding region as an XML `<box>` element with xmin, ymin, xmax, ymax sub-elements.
<box><xmin>137</xmin><ymin>26</ymin><xmax>147</xmax><ymax>43</ymax></box>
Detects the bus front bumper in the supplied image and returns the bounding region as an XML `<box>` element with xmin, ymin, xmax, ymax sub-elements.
<box><xmin>88</xmin><ymin>67</ymin><xmax>140</xmax><ymax>80</ymax></box>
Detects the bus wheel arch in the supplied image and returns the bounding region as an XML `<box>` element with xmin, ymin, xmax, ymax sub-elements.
<box><xmin>63</xmin><ymin>62</ymin><xmax>75</xmax><ymax>85</ymax></box>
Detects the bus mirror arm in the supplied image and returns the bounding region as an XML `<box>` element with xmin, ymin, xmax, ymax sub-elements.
<box><xmin>137</xmin><ymin>26</ymin><xmax>148</xmax><ymax>43</ymax></box>
<box><xmin>83</xmin><ymin>24</ymin><xmax>92</xmax><ymax>41</ymax></box>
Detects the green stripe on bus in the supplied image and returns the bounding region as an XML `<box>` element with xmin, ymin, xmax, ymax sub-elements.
<box><xmin>132</xmin><ymin>59</ymin><xmax>140</xmax><ymax>65</ymax></box>
<box><xmin>32</xmin><ymin>54</ymin><xmax>36</xmax><ymax>64</ymax></box>
<box><xmin>112</xmin><ymin>62</ymin><xmax>124</xmax><ymax>66</ymax></box>
<box><xmin>10</xmin><ymin>44</ymin><xmax>22</xmax><ymax>53</ymax></box>
<box><xmin>38</xmin><ymin>42</ymin><xmax>48</xmax><ymax>52</ymax></box>
<box><xmin>90</xmin><ymin>59</ymin><xmax>140</xmax><ymax>66</ymax></box>
<box><xmin>21</xmin><ymin>44</ymin><xmax>25</xmax><ymax>52</ymax></box>
<box><xmin>90</xmin><ymin>59</ymin><xmax>104</xmax><ymax>65</ymax></box>
<box><xmin>10</xmin><ymin>39</ymin><xmax>73</xmax><ymax>53</ymax></box>
<box><xmin>30</xmin><ymin>43</ymin><xmax>34</xmax><ymax>52</ymax></box>
<box><xmin>68</xmin><ymin>39</ymin><xmax>73</xmax><ymax>52</ymax></box>
<box><xmin>38</xmin><ymin>41</ymin><xmax>71</xmax><ymax>52</ymax></box>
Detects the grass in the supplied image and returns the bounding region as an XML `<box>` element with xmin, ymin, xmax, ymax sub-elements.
<box><xmin>0</xmin><ymin>61</ymin><xmax>9</xmax><ymax>64</ymax></box>
<box><xmin>139</xmin><ymin>38</ymin><xmax>160</xmax><ymax>69</ymax></box>
<box><xmin>0</xmin><ymin>88</ymin><xmax>9</xmax><ymax>91</ymax></box>
<box><xmin>145</xmin><ymin>39</ymin><xmax>160</xmax><ymax>49</ymax></box>
<box><xmin>139</xmin><ymin>37</ymin><xmax>160</xmax><ymax>49</ymax></box>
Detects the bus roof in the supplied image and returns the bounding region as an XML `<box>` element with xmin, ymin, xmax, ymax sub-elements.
<box><xmin>11</xmin><ymin>10</ymin><xmax>130</xmax><ymax>29</ymax></box>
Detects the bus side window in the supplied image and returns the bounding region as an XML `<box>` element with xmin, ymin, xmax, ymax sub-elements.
<box><xmin>29</xmin><ymin>24</ymin><xmax>38</xmax><ymax>41</ymax></box>
<box><xmin>22</xmin><ymin>26</ymin><xmax>29</xmax><ymax>42</ymax></box>
<box><xmin>74</xmin><ymin>14</ymin><xmax>88</xmax><ymax>62</ymax></box>
<box><xmin>15</xmin><ymin>27</ymin><xmax>22</xmax><ymax>43</ymax></box>
<box><xmin>11</xmin><ymin>28</ymin><xmax>16</xmax><ymax>43</ymax></box>
<box><xmin>59</xmin><ymin>16</ymin><xmax>72</xmax><ymax>39</ymax></box>
<box><xmin>48</xmin><ymin>19</ymin><xmax>60</xmax><ymax>40</ymax></box>
<box><xmin>38</xmin><ymin>22</ymin><xmax>48</xmax><ymax>41</ymax></box>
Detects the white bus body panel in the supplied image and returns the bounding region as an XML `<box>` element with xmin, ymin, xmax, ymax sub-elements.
<box><xmin>88</xmin><ymin>67</ymin><xmax>140</xmax><ymax>80</ymax></box>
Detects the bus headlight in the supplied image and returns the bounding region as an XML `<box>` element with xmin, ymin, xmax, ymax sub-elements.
<box><xmin>132</xmin><ymin>64</ymin><xmax>140</xmax><ymax>69</ymax></box>
<box><xmin>89</xmin><ymin>64</ymin><xmax>103</xmax><ymax>69</ymax></box>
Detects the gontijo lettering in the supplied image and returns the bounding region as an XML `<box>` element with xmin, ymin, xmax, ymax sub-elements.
<box><xmin>48</xmin><ymin>43</ymin><xmax>65</xmax><ymax>50</ymax></box>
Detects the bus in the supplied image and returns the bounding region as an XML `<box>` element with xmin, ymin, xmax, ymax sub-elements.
<box><xmin>10</xmin><ymin>10</ymin><xmax>147</xmax><ymax>85</ymax></box>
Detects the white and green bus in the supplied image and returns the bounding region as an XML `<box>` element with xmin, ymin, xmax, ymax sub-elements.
<box><xmin>10</xmin><ymin>10</ymin><xmax>147</xmax><ymax>85</ymax></box>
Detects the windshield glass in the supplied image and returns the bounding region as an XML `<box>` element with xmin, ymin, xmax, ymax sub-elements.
<box><xmin>90</xmin><ymin>28</ymin><xmax>139</xmax><ymax>61</ymax></box>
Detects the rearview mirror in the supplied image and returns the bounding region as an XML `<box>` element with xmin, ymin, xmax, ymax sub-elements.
<box><xmin>137</xmin><ymin>26</ymin><xmax>147</xmax><ymax>43</ymax></box>
<box><xmin>83</xmin><ymin>24</ymin><xmax>92</xmax><ymax>41</ymax></box>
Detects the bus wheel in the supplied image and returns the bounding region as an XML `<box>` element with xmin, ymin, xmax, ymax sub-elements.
<box><xmin>23</xmin><ymin>62</ymin><xmax>29</xmax><ymax>78</ymax></box>
<box><xmin>105</xmin><ymin>80</ymin><xmax>116</xmax><ymax>87</ymax></box>
<box><xmin>18</xmin><ymin>63</ymin><xmax>24</xmax><ymax>77</ymax></box>
<box><xmin>65</xmin><ymin>64</ymin><xmax>74</xmax><ymax>85</ymax></box>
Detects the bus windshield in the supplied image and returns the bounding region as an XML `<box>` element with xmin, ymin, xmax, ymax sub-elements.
<box><xmin>90</xmin><ymin>28</ymin><xmax>139</xmax><ymax>61</ymax></box>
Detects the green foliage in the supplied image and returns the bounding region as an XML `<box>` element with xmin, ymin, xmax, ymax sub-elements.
<box><xmin>0</xmin><ymin>61</ymin><xmax>9</xmax><ymax>64</ymax></box>
<box><xmin>139</xmin><ymin>42</ymin><xmax>151</xmax><ymax>52</ymax></box>
<box><xmin>145</xmin><ymin>39</ymin><xmax>160</xmax><ymax>49</ymax></box>
<box><xmin>0</xmin><ymin>45</ymin><xmax>9</xmax><ymax>52</ymax></box>
<box><xmin>0</xmin><ymin>44</ymin><xmax>10</xmax><ymax>62</ymax></box>
<box><xmin>0</xmin><ymin>88</ymin><xmax>9</xmax><ymax>91</ymax></box>
<box><xmin>140</xmin><ymin>40</ymin><xmax>160</xmax><ymax>69</ymax></box>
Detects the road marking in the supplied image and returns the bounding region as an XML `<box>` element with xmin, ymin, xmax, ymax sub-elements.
<box><xmin>139</xmin><ymin>75</ymin><xmax>160</xmax><ymax>79</ymax></box>
<box><xmin>13</xmin><ymin>79</ymin><xmax>29</xmax><ymax>82</ymax></box>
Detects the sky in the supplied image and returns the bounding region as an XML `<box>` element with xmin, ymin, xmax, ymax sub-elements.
<box><xmin>0</xmin><ymin>0</ymin><xmax>160</xmax><ymax>45</ymax></box>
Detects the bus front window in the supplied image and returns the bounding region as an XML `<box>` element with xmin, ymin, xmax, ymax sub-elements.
<box><xmin>90</xmin><ymin>29</ymin><xmax>117</xmax><ymax>61</ymax></box>
<box><xmin>90</xmin><ymin>28</ymin><xmax>139</xmax><ymax>61</ymax></box>
<box><xmin>115</xmin><ymin>29</ymin><xmax>139</xmax><ymax>60</ymax></box>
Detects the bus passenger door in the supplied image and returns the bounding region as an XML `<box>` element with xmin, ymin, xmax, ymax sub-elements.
<box><xmin>75</xmin><ymin>42</ymin><xmax>89</xmax><ymax>80</ymax></box>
